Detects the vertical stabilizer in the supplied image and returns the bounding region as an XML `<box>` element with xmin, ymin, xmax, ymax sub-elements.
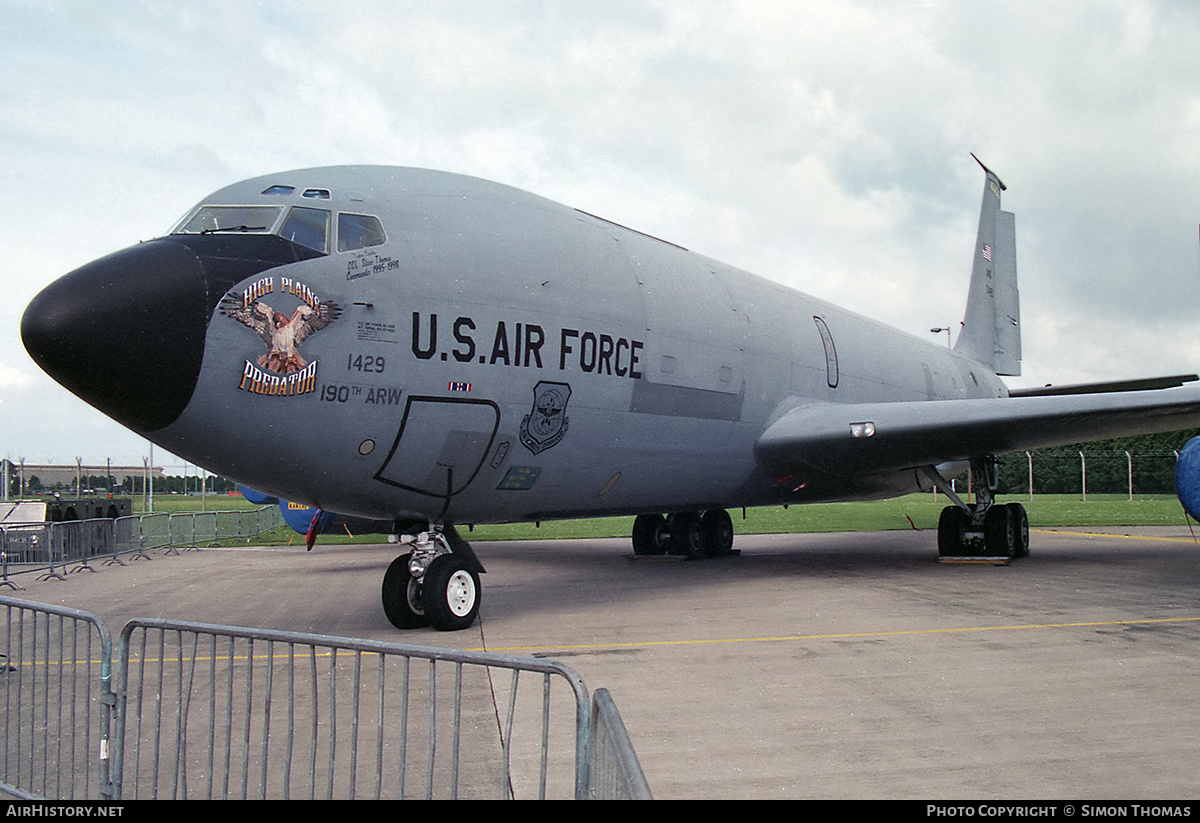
<box><xmin>954</xmin><ymin>155</ymin><xmax>1021</xmax><ymax>376</ymax></box>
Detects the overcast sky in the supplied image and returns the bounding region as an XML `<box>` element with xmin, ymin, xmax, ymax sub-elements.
<box><xmin>3</xmin><ymin>0</ymin><xmax>1200</xmax><ymax>471</ymax></box>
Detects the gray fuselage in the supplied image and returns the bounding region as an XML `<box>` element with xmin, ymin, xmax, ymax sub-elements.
<box><xmin>148</xmin><ymin>166</ymin><xmax>1004</xmax><ymax>525</ymax></box>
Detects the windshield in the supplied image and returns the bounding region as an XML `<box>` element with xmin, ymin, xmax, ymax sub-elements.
<box><xmin>172</xmin><ymin>205</ymin><xmax>284</xmax><ymax>235</ymax></box>
<box><xmin>169</xmin><ymin>202</ymin><xmax>385</xmax><ymax>257</ymax></box>
<box><xmin>279</xmin><ymin>207</ymin><xmax>330</xmax><ymax>253</ymax></box>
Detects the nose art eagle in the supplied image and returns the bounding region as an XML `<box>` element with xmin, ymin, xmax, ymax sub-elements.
<box><xmin>218</xmin><ymin>294</ymin><xmax>342</xmax><ymax>374</ymax></box>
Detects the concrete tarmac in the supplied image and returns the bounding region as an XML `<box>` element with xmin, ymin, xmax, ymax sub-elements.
<box><xmin>8</xmin><ymin>525</ymin><xmax>1200</xmax><ymax>799</ymax></box>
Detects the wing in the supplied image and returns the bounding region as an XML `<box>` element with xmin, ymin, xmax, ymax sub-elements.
<box><xmin>754</xmin><ymin>387</ymin><xmax>1200</xmax><ymax>478</ymax></box>
<box><xmin>291</xmin><ymin>301</ymin><xmax>343</xmax><ymax>345</ymax></box>
<box><xmin>218</xmin><ymin>296</ymin><xmax>274</xmax><ymax>346</ymax></box>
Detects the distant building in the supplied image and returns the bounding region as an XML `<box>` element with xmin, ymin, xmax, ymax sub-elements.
<box><xmin>3</xmin><ymin>462</ymin><xmax>165</xmax><ymax>495</ymax></box>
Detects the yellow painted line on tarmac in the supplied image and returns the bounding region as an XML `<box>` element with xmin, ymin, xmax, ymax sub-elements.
<box><xmin>475</xmin><ymin>615</ymin><xmax>1200</xmax><ymax>654</ymax></box>
<box><xmin>1032</xmin><ymin>528</ymin><xmax>1200</xmax><ymax>544</ymax></box>
<box><xmin>10</xmin><ymin>617</ymin><xmax>1200</xmax><ymax>664</ymax></box>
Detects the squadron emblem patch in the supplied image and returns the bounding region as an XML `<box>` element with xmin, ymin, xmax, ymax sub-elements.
<box><xmin>520</xmin><ymin>381</ymin><xmax>571</xmax><ymax>454</ymax></box>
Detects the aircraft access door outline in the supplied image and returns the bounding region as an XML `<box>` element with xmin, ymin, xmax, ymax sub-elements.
<box><xmin>374</xmin><ymin>396</ymin><xmax>500</xmax><ymax>499</ymax></box>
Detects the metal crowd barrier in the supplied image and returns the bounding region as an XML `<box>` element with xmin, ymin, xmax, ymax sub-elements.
<box><xmin>0</xmin><ymin>524</ymin><xmax>48</xmax><ymax>586</ymax></box>
<box><xmin>0</xmin><ymin>599</ymin><xmax>114</xmax><ymax>800</ymax></box>
<box><xmin>0</xmin><ymin>507</ymin><xmax>286</xmax><ymax>586</ymax></box>
<box><xmin>0</xmin><ymin>597</ymin><xmax>650</xmax><ymax>800</ymax></box>
<box><xmin>588</xmin><ymin>688</ymin><xmax>653</xmax><ymax>799</ymax></box>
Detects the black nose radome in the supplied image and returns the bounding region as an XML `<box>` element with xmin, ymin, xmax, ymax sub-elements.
<box><xmin>23</xmin><ymin>233</ymin><xmax>328</xmax><ymax>433</ymax></box>
<box><xmin>22</xmin><ymin>239</ymin><xmax>211</xmax><ymax>433</ymax></box>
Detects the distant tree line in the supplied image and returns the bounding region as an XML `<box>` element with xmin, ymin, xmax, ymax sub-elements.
<box><xmin>9</xmin><ymin>472</ymin><xmax>239</xmax><ymax>497</ymax></box>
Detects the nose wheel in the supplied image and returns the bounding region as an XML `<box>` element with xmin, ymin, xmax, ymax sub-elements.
<box><xmin>381</xmin><ymin>553</ymin><xmax>429</xmax><ymax>629</ymax></box>
<box><xmin>422</xmin><ymin>554</ymin><xmax>481</xmax><ymax>631</ymax></box>
<box><xmin>380</xmin><ymin>527</ymin><xmax>484</xmax><ymax>631</ymax></box>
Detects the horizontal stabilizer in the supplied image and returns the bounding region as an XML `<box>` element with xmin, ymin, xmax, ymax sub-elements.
<box><xmin>755</xmin><ymin>388</ymin><xmax>1200</xmax><ymax>477</ymax></box>
<box><xmin>1008</xmin><ymin>374</ymin><xmax>1199</xmax><ymax>398</ymax></box>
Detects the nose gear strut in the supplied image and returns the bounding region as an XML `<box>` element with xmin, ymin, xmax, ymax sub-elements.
<box><xmin>381</xmin><ymin>525</ymin><xmax>486</xmax><ymax>631</ymax></box>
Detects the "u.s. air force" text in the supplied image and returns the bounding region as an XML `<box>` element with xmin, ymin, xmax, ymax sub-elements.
<box><xmin>411</xmin><ymin>313</ymin><xmax>643</xmax><ymax>379</ymax></box>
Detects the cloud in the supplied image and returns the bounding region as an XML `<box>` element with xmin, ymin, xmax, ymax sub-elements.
<box><xmin>0</xmin><ymin>364</ymin><xmax>35</xmax><ymax>392</ymax></box>
<box><xmin>5</xmin><ymin>0</ymin><xmax>1200</xmax><ymax>462</ymax></box>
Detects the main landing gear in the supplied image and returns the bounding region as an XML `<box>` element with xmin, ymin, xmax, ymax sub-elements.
<box><xmin>381</xmin><ymin>526</ymin><xmax>486</xmax><ymax>631</ymax></box>
<box><xmin>925</xmin><ymin>458</ymin><xmax>1029</xmax><ymax>560</ymax></box>
<box><xmin>631</xmin><ymin>509</ymin><xmax>736</xmax><ymax>559</ymax></box>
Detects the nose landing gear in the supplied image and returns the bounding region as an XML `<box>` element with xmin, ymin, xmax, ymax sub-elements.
<box><xmin>381</xmin><ymin>526</ymin><xmax>484</xmax><ymax>631</ymax></box>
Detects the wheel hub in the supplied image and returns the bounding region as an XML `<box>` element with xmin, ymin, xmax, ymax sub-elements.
<box><xmin>406</xmin><ymin>577</ymin><xmax>425</xmax><ymax>616</ymax></box>
<box><xmin>445</xmin><ymin>570</ymin><xmax>477</xmax><ymax>617</ymax></box>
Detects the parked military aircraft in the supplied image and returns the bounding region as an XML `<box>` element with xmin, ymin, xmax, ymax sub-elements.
<box><xmin>22</xmin><ymin>159</ymin><xmax>1200</xmax><ymax>630</ymax></box>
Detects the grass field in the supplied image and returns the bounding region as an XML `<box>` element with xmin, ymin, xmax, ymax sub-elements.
<box><xmin>127</xmin><ymin>492</ymin><xmax>1195</xmax><ymax>544</ymax></box>
<box><xmin>130</xmin><ymin>494</ymin><xmax>258</xmax><ymax>515</ymax></box>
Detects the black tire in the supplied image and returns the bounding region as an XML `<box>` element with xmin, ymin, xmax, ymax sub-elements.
<box><xmin>422</xmin><ymin>554</ymin><xmax>481</xmax><ymax>631</ymax></box>
<box><xmin>381</xmin><ymin>553</ymin><xmax>429</xmax><ymax>629</ymax></box>
<box><xmin>983</xmin><ymin>505</ymin><xmax>1015</xmax><ymax>558</ymax></box>
<box><xmin>632</xmin><ymin>513</ymin><xmax>667</xmax><ymax>555</ymax></box>
<box><xmin>938</xmin><ymin>506</ymin><xmax>970</xmax><ymax>557</ymax></box>
<box><xmin>1007</xmin><ymin>503</ymin><xmax>1029</xmax><ymax>558</ymax></box>
<box><xmin>701</xmin><ymin>509</ymin><xmax>734</xmax><ymax>557</ymax></box>
<box><xmin>666</xmin><ymin>512</ymin><xmax>706</xmax><ymax>559</ymax></box>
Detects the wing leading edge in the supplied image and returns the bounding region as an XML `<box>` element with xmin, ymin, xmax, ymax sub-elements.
<box><xmin>754</xmin><ymin>388</ymin><xmax>1200</xmax><ymax>478</ymax></box>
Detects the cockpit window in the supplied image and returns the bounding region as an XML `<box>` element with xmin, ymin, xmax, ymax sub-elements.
<box><xmin>170</xmin><ymin>201</ymin><xmax>366</xmax><ymax>258</ymax></box>
<box><xmin>173</xmin><ymin>205</ymin><xmax>283</xmax><ymax>235</ymax></box>
<box><xmin>262</xmin><ymin>185</ymin><xmax>295</xmax><ymax>196</ymax></box>
<box><xmin>302</xmin><ymin>188</ymin><xmax>331</xmax><ymax>200</ymax></box>
<box><xmin>279</xmin><ymin>206</ymin><xmax>330</xmax><ymax>253</ymax></box>
<box><xmin>337</xmin><ymin>213</ymin><xmax>387</xmax><ymax>252</ymax></box>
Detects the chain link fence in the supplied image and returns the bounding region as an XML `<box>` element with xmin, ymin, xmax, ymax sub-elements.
<box><xmin>995</xmin><ymin>449</ymin><xmax>1182</xmax><ymax>497</ymax></box>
